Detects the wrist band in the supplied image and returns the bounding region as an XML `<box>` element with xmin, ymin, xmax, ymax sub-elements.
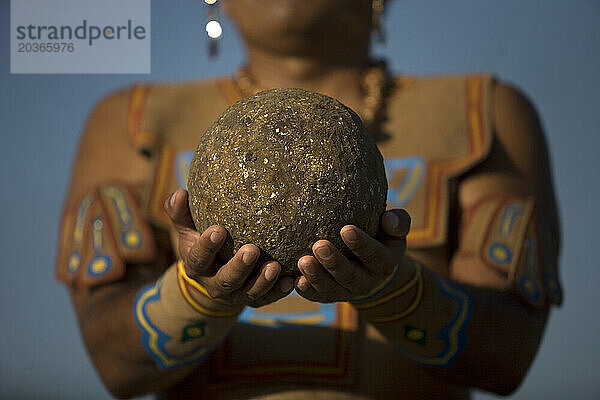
<box><xmin>351</xmin><ymin>261</ymin><xmax>402</xmax><ymax>303</ymax></box>
<box><xmin>134</xmin><ymin>262</ymin><xmax>239</xmax><ymax>370</ymax></box>
<box><xmin>354</xmin><ymin>263</ymin><xmax>424</xmax><ymax>321</ymax></box>
<box><xmin>176</xmin><ymin>260</ymin><xmax>242</xmax><ymax>318</ymax></box>
<box><xmin>352</xmin><ymin>257</ymin><xmax>472</xmax><ymax>368</ymax></box>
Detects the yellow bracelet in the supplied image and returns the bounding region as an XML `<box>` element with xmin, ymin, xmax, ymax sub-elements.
<box><xmin>351</xmin><ymin>261</ymin><xmax>402</xmax><ymax>303</ymax></box>
<box><xmin>369</xmin><ymin>266</ymin><xmax>424</xmax><ymax>323</ymax></box>
<box><xmin>354</xmin><ymin>263</ymin><xmax>422</xmax><ymax>311</ymax></box>
<box><xmin>176</xmin><ymin>261</ymin><xmax>241</xmax><ymax>318</ymax></box>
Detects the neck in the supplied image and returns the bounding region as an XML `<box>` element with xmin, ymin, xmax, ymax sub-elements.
<box><xmin>243</xmin><ymin>42</ymin><xmax>371</xmax><ymax>112</ymax></box>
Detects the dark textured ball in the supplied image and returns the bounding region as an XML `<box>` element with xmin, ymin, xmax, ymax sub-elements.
<box><xmin>187</xmin><ymin>88</ymin><xmax>387</xmax><ymax>276</ymax></box>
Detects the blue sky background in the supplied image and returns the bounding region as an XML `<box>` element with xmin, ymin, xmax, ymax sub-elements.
<box><xmin>1</xmin><ymin>0</ymin><xmax>599</xmax><ymax>398</ymax></box>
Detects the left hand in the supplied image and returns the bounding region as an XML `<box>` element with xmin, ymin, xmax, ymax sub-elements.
<box><xmin>295</xmin><ymin>209</ymin><xmax>411</xmax><ymax>303</ymax></box>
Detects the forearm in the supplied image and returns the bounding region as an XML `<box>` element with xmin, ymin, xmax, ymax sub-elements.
<box><xmin>433</xmin><ymin>284</ymin><xmax>548</xmax><ymax>395</ymax></box>
<box><xmin>351</xmin><ymin>255</ymin><xmax>547</xmax><ymax>395</ymax></box>
<box><xmin>78</xmin><ymin>277</ymin><xmax>193</xmax><ymax>398</ymax></box>
<box><xmin>75</xmin><ymin>262</ymin><xmax>240</xmax><ymax>398</ymax></box>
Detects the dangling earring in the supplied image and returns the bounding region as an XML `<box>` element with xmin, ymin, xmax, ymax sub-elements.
<box><xmin>372</xmin><ymin>0</ymin><xmax>385</xmax><ymax>44</ymax></box>
<box><xmin>204</xmin><ymin>0</ymin><xmax>222</xmax><ymax>57</ymax></box>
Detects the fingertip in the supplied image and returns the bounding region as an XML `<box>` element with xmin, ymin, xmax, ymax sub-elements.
<box><xmin>238</xmin><ymin>244</ymin><xmax>259</xmax><ymax>266</ymax></box>
<box><xmin>313</xmin><ymin>240</ymin><xmax>334</xmax><ymax>260</ymax></box>
<box><xmin>298</xmin><ymin>255</ymin><xmax>316</xmax><ymax>271</ymax></box>
<box><xmin>401</xmin><ymin>209</ymin><xmax>411</xmax><ymax>230</ymax></box>
<box><xmin>244</xmin><ymin>243</ymin><xmax>261</xmax><ymax>252</ymax></box>
<box><xmin>392</xmin><ymin>209</ymin><xmax>411</xmax><ymax>237</ymax></box>
<box><xmin>313</xmin><ymin>239</ymin><xmax>330</xmax><ymax>248</ymax></box>
<box><xmin>296</xmin><ymin>276</ymin><xmax>309</xmax><ymax>292</ymax></box>
<box><xmin>298</xmin><ymin>254</ymin><xmax>312</xmax><ymax>264</ymax></box>
<box><xmin>210</xmin><ymin>230</ymin><xmax>225</xmax><ymax>244</ymax></box>
<box><xmin>340</xmin><ymin>225</ymin><xmax>359</xmax><ymax>243</ymax></box>
<box><xmin>264</xmin><ymin>261</ymin><xmax>281</xmax><ymax>281</ymax></box>
<box><xmin>280</xmin><ymin>277</ymin><xmax>294</xmax><ymax>293</ymax></box>
<box><xmin>203</xmin><ymin>225</ymin><xmax>225</xmax><ymax>242</ymax></box>
<box><xmin>382</xmin><ymin>211</ymin><xmax>399</xmax><ymax>231</ymax></box>
<box><xmin>380</xmin><ymin>210</ymin><xmax>411</xmax><ymax>238</ymax></box>
<box><xmin>164</xmin><ymin>190</ymin><xmax>177</xmax><ymax>214</ymax></box>
<box><xmin>165</xmin><ymin>190</ymin><xmax>190</xmax><ymax>221</ymax></box>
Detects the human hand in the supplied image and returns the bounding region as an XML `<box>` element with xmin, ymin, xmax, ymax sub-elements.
<box><xmin>294</xmin><ymin>209</ymin><xmax>411</xmax><ymax>303</ymax></box>
<box><xmin>165</xmin><ymin>189</ymin><xmax>295</xmax><ymax>308</ymax></box>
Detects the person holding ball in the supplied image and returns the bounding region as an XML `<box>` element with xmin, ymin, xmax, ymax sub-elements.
<box><xmin>56</xmin><ymin>1</ymin><xmax>561</xmax><ymax>398</ymax></box>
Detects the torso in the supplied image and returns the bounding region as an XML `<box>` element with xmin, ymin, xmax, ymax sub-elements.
<box><xmin>129</xmin><ymin>74</ymin><xmax>493</xmax><ymax>399</ymax></box>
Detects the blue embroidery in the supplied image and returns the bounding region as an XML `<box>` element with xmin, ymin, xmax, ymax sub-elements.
<box><xmin>87</xmin><ymin>255</ymin><xmax>112</xmax><ymax>277</ymax></box>
<box><xmin>488</xmin><ymin>242</ymin><xmax>512</xmax><ymax>265</ymax></box>
<box><xmin>384</xmin><ymin>157</ymin><xmax>426</xmax><ymax>208</ymax></box>
<box><xmin>518</xmin><ymin>276</ymin><xmax>541</xmax><ymax>304</ymax></box>
<box><xmin>176</xmin><ymin>151</ymin><xmax>194</xmax><ymax>189</ymax></box>
<box><xmin>499</xmin><ymin>203</ymin><xmax>524</xmax><ymax>236</ymax></box>
<box><xmin>134</xmin><ymin>281</ymin><xmax>213</xmax><ymax>370</ymax></box>
<box><xmin>395</xmin><ymin>276</ymin><xmax>472</xmax><ymax>368</ymax></box>
<box><xmin>239</xmin><ymin>290</ymin><xmax>336</xmax><ymax>329</ymax></box>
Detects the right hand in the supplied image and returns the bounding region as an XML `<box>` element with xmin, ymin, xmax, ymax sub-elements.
<box><xmin>165</xmin><ymin>189</ymin><xmax>295</xmax><ymax>309</ymax></box>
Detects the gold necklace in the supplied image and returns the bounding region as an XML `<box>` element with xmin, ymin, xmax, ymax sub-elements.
<box><xmin>233</xmin><ymin>60</ymin><xmax>391</xmax><ymax>131</ymax></box>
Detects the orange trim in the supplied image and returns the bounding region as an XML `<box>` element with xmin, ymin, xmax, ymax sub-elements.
<box><xmin>467</xmin><ymin>77</ymin><xmax>485</xmax><ymax>156</ymax></box>
<box><xmin>79</xmin><ymin>188</ymin><xmax>125</xmax><ymax>287</ymax></box>
<box><xmin>127</xmin><ymin>86</ymin><xmax>149</xmax><ymax>142</ymax></box>
<box><xmin>127</xmin><ymin>86</ymin><xmax>160</xmax><ymax>152</ymax></box>
<box><xmin>408</xmin><ymin>76</ymin><xmax>489</xmax><ymax>246</ymax></box>
<box><xmin>133</xmin><ymin>131</ymin><xmax>160</xmax><ymax>151</ymax></box>
<box><xmin>55</xmin><ymin>205</ymin><xmax>76</xmax><ymax>284</ymax></box>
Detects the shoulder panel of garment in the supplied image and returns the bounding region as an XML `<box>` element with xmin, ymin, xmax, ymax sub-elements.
<box><xmin>381</xmin><ymin>74</ymin><xmax>494</xmax><ymax>248</ymax></box>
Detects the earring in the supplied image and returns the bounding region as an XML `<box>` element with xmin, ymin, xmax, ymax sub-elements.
<box><xmin>372</xmin><ymin>0</ymin><xmax>385</xmax><ymax>44</ymax></box>
<box><xmin>204</xmin><ymin>0</ymin><xmax>222</xmax><ymax>57</ymax></box>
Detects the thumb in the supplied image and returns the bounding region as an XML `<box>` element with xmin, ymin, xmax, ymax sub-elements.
<box><xmin>164</xmin><ymin>189</ymin><xmax>202</xmax><ymax>260</ymax></box>
<box><xmin>378</xmin><ymin>209</ymin><xmax>411</xmax><ymax>239</ymax></box>
<box><xmin>164</xmin><ymin>189</ymin><xmax>197</xmax><ymax>235</ymax></box>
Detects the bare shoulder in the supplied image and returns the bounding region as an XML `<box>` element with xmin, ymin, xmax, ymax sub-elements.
<box><xmin>94</xmin><ymin>77</ymin><xmax>224</xmax><ymax>121</ymax></box>
<box><xmin>142</xmin><ymin>78</ymin><xmax>227</xmax><ymax>113</ymax></box>
<box><xmin>492</xmin><ymin>82</ymin><xmax>546</xmax><ymax>150</ymax></box>
<box><xmin>459</xmin><ymin>80</ymin><xmax>552</xmax><ymax>205</ymax></box>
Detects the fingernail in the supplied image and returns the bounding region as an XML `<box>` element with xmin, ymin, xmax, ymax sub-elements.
<box><xmin>299</xmin><ymin>260</ymin><xmax>315</xmax><ymax>275</ymax></box>
<box><xmin>280</xmin><ymin>278</ymin><xmax>293</xmax><ymax>293</ymax></box>
<box><xmin>297</xmin><ymin>277</ymin><xmax>309</xmax><ymax>291</ymax></box>
<box><xmin>342</xmin><ymin>228</ymin><xmax>358</xmax><ymax>242</ymax></box>
<box><xmin>384</xmin><ymin>212</ymin><xmax>399</xmax><ymax>229</ymax></box>
<box><xmin>264</xmin><ymin>264</ymin><xmax>279</xmax><ymax>281</ymax></box>
<box><xmin>169</xmin><ymin>191</ymin><xmax>178</xmax><ymax>208</ymax></box>
<box><xmin>210</xmin><ymin>230</ymin><xmax>224</xmax><ymax>244</ymax></box>
<box><xmin>242</xmin><ymin>250</ymin><xmax>258</xmax><ymax>265</ymax></box>
<box><xmin>315</xmin><ymin>245</ymin><xmax>332</xmax><ymax>259</ymax></box>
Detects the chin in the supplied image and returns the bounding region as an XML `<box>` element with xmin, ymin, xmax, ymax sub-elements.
<box><xmin>229</xmin><ymin>0</ymin><xmax>356</xmax><ymax>35</ymax></box>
